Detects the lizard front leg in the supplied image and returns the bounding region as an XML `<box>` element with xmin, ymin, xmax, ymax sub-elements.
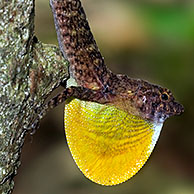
<box><xmin>47</xmin><ymin>86</ymin><xmax>111</xmax><ymax>110</ymax></box>
<box><xmin>31</xmin><ymin>86</ymin><xmax>111</xmax><ymax>132</ymax></box>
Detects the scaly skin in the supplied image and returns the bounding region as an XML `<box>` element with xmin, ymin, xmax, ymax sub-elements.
<box><xmin>49</xmin><ymin>0</ymin><xmax>183</xmax><ymax>121</ymax></box>
<box><xmin>44</xmin><ymin>0</ymin><xmax>184</xmax><ymax>186</ymax></box>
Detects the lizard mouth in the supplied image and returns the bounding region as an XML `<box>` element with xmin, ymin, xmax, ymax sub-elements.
<box><xmin>173</xmin><ymin>101</ymin><xmax>184</xmax><ymax>116</ymax></box>
<box><xmin>145</xmin><ymin>101</ymin><xmax>184</xmax><ymax>123</ymax></box>
<box><xmin>155</xmin><ymin>101</ymin><xmax>184</xmax><ymax>123</ymax></box>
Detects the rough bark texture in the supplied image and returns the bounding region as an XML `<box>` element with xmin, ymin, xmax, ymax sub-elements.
<box><xmin>0</xmin><ymin>0</ymin><xmax>69</xmax><ymax>193</ymax></box>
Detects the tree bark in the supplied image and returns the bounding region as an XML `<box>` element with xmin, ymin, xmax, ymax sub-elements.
<box><xmin>0</xmin><ymin>0</ymin><xmax>69</xmax><ymax>193</ymax></box>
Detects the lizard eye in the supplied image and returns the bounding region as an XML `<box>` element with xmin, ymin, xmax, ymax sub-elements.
<box><xmin>161</xmin><ymin>93</ymin><xmax>169</xmax><ymax>101</ymax></box>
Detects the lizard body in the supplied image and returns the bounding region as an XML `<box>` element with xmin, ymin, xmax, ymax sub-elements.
<box><xmin>38</xmin><ymin>0</ymin><xmax>185</xmax><ymax>185</ymax></box>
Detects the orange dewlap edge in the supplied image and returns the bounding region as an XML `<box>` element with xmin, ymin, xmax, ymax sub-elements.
<box><xmin>64</xmin><ymin>98</ymin><xmax>162</xmax><ymax>186</ymax></box>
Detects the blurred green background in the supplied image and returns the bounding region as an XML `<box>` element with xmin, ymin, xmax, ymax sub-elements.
<box><xmin>14</xmin><ymin>0</ymin><xmax>194</xmax><ymax>194</ymax></box>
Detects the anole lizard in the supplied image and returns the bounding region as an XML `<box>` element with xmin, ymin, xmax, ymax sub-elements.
<box><xmin>36</xmin><ymin>0</ymin><xmax>184</xmax><ymax>186</ymax></box>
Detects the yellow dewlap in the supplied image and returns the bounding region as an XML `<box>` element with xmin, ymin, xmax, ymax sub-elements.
<box><xmin>65</xmin><ymin>98</ymin><xmax>160</xmax><ymax>186</ymax></box>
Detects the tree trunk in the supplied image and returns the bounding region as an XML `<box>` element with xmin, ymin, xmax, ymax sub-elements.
<box><xmin>0</xmin><ymin>0</ymin><xmax>69</xmax><ymax>193</ymax></box>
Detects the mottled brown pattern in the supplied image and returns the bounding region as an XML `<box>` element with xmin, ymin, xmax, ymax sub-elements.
<box><xmin>47</xmin><ymin>0</ymin><xmax>184</xmax><ymax>123</ymax></box>
<box><xmin>50</xmin><ymin>0</ymin><xmax>113</xmax><ymax>90</ymax></box>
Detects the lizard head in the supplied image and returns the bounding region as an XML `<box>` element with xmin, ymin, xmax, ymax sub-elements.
<box><xmin>131</xmin><ymin>80</ymin><xmax>184</xmax><ymax>123</ymax></box>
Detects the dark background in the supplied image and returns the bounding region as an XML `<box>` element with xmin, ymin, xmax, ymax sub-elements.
<box><xmin>14</xmin><ymin>0</ymin><xmax>194</xmax><ymax>193</ymax></box>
